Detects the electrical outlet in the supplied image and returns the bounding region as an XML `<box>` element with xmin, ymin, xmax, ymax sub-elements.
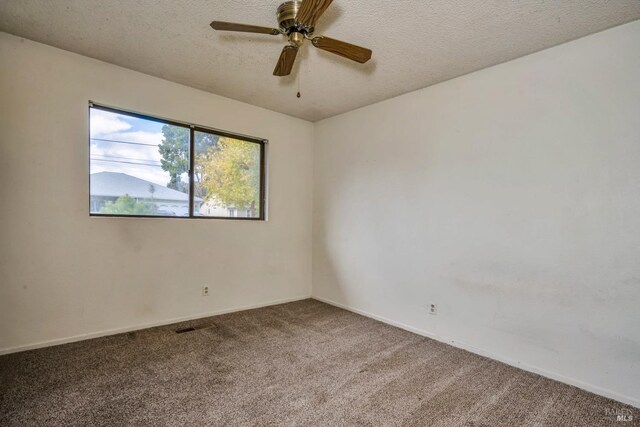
<box><xmin>428</xmin><ymin>303</ymin><xmax>437</xmax><ymax>315</ymax></box>
<box><xmin>202</xmin><ymin>286</ymin><xmax>209</xmax><ymax>296</ymax></box>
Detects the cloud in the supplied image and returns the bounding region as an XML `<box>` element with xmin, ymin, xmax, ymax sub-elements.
<box><xmin>90</xmin><ymin>109</ymin><xmax>132</xmax><ymax>137</ymax></box>
<box><xmin>92</xmin><ymin>131</ymin><xmax>164</xmax><ymax>162</ymax></box>
<box><xmin>90</xmin><ymin>109</ymin><xmax>170</xmax><ymax>186</ymax></box>
<box><xmin>113</xmin><ymin>130</ymin><xmax>163</xmax><ymax>146</ymax></box>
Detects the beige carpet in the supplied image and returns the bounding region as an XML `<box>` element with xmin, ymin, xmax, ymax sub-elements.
<box><xmin>0</xmin><ymin>299</ymin><xmax>636</xmax><ymax>426</ymax></box>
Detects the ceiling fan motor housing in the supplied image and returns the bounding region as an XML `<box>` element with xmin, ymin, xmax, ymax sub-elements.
<box><xmin>277</xmin><ymin>1</ymin><xmax>313</xmax><ymax>35</ymax></box>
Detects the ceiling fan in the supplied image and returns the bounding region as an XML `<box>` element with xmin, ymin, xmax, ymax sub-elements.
<box><xmin>210</xmin><ymin>0</ymin><xmax>372</xmax><ymax>77</ymax></box>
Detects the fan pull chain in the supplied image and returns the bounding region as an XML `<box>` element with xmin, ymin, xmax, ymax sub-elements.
<box><xmin>297</xmin><ymin>68</ymin><xmax>302</xmax><ymax>98</ymax></box>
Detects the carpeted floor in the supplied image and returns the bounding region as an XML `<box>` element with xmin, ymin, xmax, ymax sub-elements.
<box><xmin>0</xmin><ymin>299</ymin><xmax>635</xmax><ymax>426</ymax></box>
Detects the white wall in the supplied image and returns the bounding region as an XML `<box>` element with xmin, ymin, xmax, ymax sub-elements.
<box><xmin>313</xmin><ymin>21</ymin><xmax>640</xmax><ymax>406</ymax></box>
<box><xmin>0</xmin><ymin>32</ymin><xmax>313</xmax><ymax>353</ymax></box>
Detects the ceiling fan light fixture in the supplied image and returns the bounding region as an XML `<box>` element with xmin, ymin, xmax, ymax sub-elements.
<box><xmin>289</xmin><ymin>32</ymin><xmax>305</xmax><ymax>47</ymax></box>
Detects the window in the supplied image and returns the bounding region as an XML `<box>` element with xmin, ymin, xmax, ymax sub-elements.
<box><xmin>89</xmin><ymin>103</ymin><xmax>266</xmax><ymax>219</ymax></box>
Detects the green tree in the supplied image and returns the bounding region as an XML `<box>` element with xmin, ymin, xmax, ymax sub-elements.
<box><xmin>158</xmin><ymin>125</ymin><xmax>219</xmax><ymax>197</ymax></box>
<box><xmin>193</xmin><ymin>131</ymin><xmax>220</xmax><ymax>199</ymax></box>
<box><xmin>158</xmin><ymin>125</ymin><xmax>189</xmax><ymax>192</ymax></box>
<box><xmin>100</xmin><ymin>194</ymin><xmax>158</xmax><ymax>215</ymax></box>
<box><xmin>201</xmin><ymin>138</ymin><xmax>260</xmax><ymax>215</ymax></box>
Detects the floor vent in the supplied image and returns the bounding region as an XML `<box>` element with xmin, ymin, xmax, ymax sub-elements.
<box><xmin>175</xmin><ymin>327</ymin><xmax>197</xmax><ymax>334</ymax></box>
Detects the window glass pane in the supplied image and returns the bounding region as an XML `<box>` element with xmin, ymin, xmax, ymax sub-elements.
<box><xmin>194</xmin><ymin>131</ymin><xmax>262</xmax><ymax>218</ymax></box>
<box><xmin>89</xmin><ymin>108</ymin><xmax>190</xmax><ymax>216</ymax></box>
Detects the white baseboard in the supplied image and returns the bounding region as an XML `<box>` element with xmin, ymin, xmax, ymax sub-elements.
<box><xmin>0</xmin><ymin>295</ymin><xmax>311</xmax><ymax>356</ymax></box>
<box><xmin>312</xmin><ymin>295</ymin><xmax>640</xmax><ymax>409</ymax></box>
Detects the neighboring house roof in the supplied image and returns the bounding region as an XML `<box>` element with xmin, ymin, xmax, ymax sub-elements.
<box><xmin>90</xmin><ymin>172</ymin><xmax>202</xmax><ymax>202</ymax></box>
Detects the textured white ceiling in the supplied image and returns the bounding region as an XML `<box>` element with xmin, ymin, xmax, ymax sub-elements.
<box><xmin>1</xmin><ymin>1</ymin><xmax>639</xmax><ymax>121</ymax></box>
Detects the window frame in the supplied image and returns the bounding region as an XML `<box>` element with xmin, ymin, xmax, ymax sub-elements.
<box><xmin>89</xmin><ymin>102</ymin><xmax>267</xmax><ymax>221</ymax></box>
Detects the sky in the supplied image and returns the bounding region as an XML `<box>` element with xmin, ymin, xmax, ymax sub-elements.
<box><xmin>89</xmin><ymin>109</ymin><xmax>186</xmax><ymax>186</ymax></box>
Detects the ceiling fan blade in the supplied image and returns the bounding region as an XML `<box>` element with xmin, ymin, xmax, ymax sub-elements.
<box><xmin>311</xmin><ymin>36</ymin><xmax>372</xmax><ymax>63</ymax></box>
<box><xmin>210</xmin><ymin>21</ymin><xmax>280</xmax><ymax>35</ymax></box>
<box><xmin>296</xmin><ymin>0</ymin><xmax>333</xmax><ymax>28</ymax></box>
<box><xmin>273</xmin><ymin>45</ymin><xmax>299</xmax><ymax>76</ymax></box>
